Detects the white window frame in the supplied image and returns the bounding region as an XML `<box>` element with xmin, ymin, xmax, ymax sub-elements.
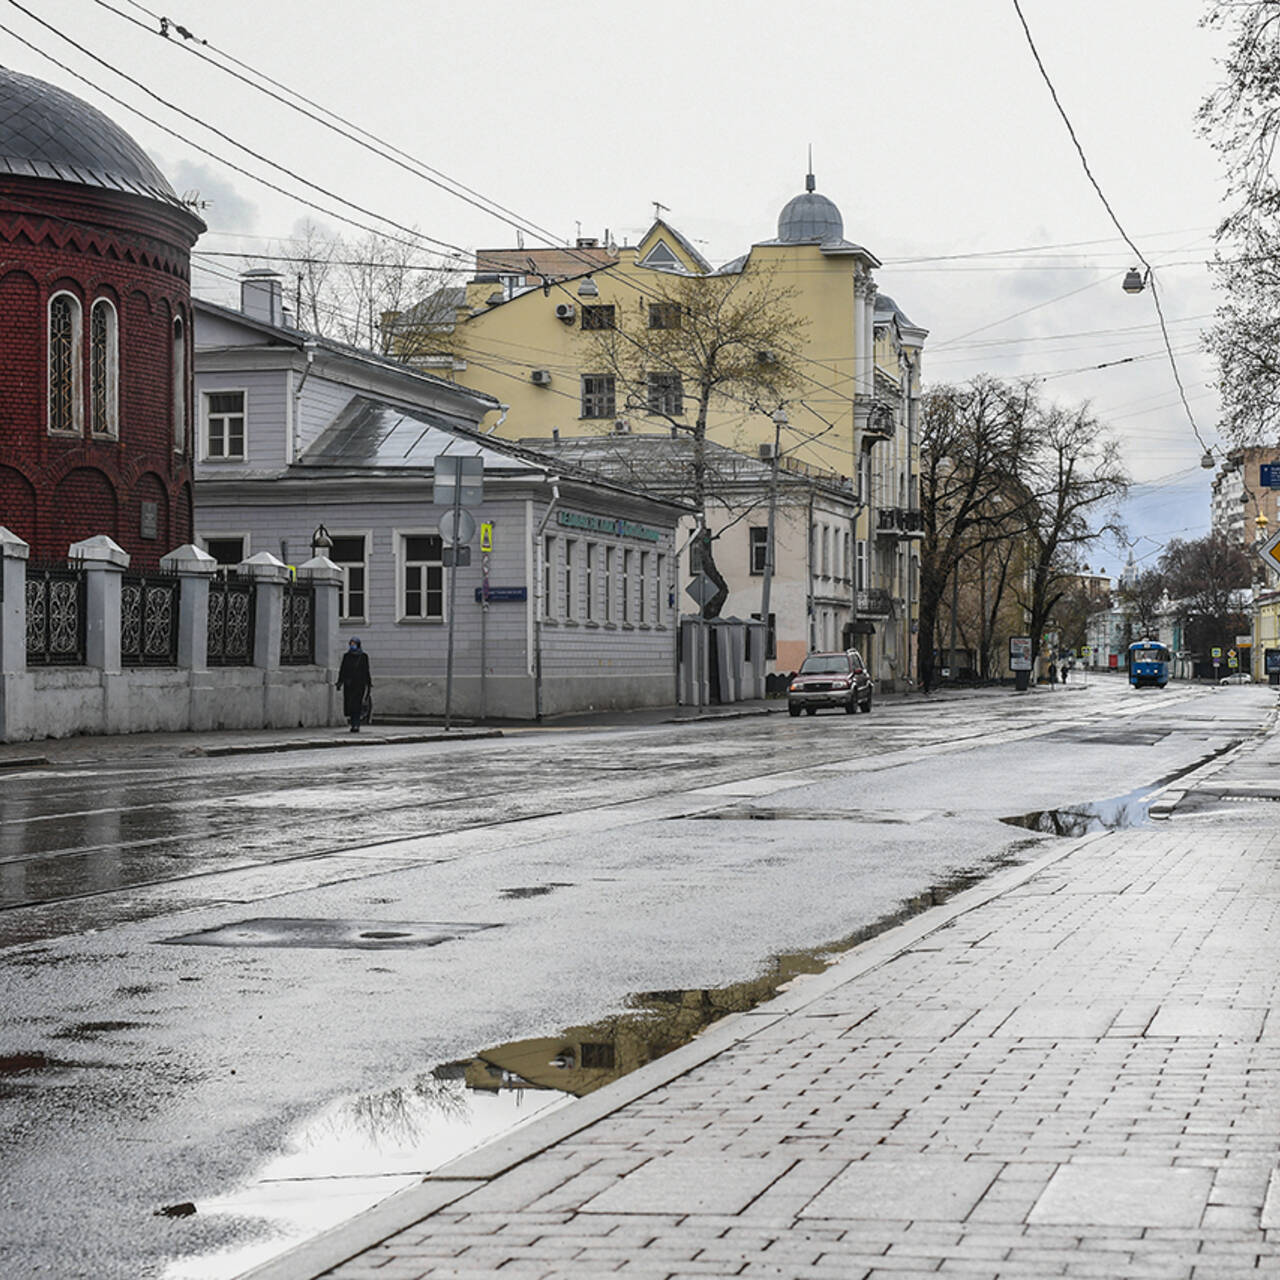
<box><xmin>543</xmin><ymin>534</ymin><xmax>557</xmax><ymax>619</ymax></box>
<box><xmin>748</xmin><ymin>526</ymin><xmax>769</xmax><ymax>576</ymax></box>
<box><xmin>47</xmin><ymin>290</ymin><xmax>83</xmax><ymax>436</ymax></box>
<box><xmin>656</xmin><ymin>553</ymin><xmax>667</xmax><ymax>623</ymax></box>
<box><xmin>638</xmin><ymin>550</ymin><xmax>649</xmax><ymax>623</ymax></box>
<box><xmin>328</xmin><ymin>531</ymin><xmax>370</xmax><ymax>623</ymax></box>
<box><xmin>202</xmin><ymin>388</ymin><xmax>248</xmax><ymax>462</ymax></box>
<box><xmin>88</xmin><ymin>297</ymin><xmax>119</xmax><ymax>438</ymax></box>
<box><xmin>396</xmin><ymin>528</ymin><xmax>445</xmax><ymax>623</ymax></box>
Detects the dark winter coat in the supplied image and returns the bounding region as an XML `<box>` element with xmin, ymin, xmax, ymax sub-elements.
<box><xmin>336</xmin><ymin>649</ymin><xmax>372</xmax><ymax>720</ymax></box>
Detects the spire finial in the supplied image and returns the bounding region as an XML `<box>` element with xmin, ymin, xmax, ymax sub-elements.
<box><xmin>806</xmin><ymin>144</ymin><xmax>815</xmax><ymax>193</ymax></box>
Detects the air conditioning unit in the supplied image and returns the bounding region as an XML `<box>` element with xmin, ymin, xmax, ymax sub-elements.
<box><xmin>613</xmin><ymin>418</ymin><xmax>631</xmax><ymax>434</ymax></box>
<box><xmin>554</xmin><ymin>303</ymin><xmax>576</xmax><ymax>323</ymax></box>
<box><xmin>531</xmin><ymin>369</ymin><xmax>552</xmax><ymax>385</ymax></box>
<box><xmin>758</xmin><ymin>442</ymin><xmax>777</xmax><ymax>461</ymax></box>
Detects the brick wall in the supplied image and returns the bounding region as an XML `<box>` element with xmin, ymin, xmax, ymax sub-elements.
<box><xmin>0</xmin><ymin>177</ymin><xmax>203</xmax><ymax>568</ymax></box>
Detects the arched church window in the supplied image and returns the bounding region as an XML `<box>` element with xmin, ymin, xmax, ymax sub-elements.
<box><xmin>172</xmin><ymin>315</ymin><xmax>186</xmax><ymax>451</ymax></box>
<box><xmin>90</xmin><ymin>299</ymin><xmax>119</xmax><ymax>437</ymax></box>
<box><xmin>48</xmin><ymin>292</ymin><xmax>83</xmax><ymax>434</ymax></box>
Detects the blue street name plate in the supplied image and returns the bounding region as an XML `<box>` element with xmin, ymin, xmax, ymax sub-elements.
<box><xmin>1260</xmin><ymin>463</ymin><xmax>1280</xmax><ymax>488</ymax></box>
<box><xmin>475</xmin><ymin>586</ymin><xmax>527</xmax><ymax>602</ymax></box>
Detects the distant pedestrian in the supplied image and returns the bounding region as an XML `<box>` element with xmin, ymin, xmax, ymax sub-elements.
<box><xmin>1048</xmin><ymin>660</ymin><xmax>1058</xmax><ymax>685</ymax></box>
<box><xmin>1061</xmin><ymin>660</ymin><xmax>1069</xmax><ymax>683</ymax></box>
<box><xmin>336</xmin><ymin>638</ymin><xmax>372</xmax><ymax>733</ymax></box>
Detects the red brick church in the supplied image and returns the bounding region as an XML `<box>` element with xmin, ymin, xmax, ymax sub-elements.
<box><xmin>0</xmin><ymin>66</ymin><xmax>205</xmax><ymax>567</ymax></box>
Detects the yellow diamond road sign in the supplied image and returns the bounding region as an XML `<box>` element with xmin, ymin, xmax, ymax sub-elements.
<box><xmin>1259</xmin><ymin>528</ymin><xmax>1280</xmax><ymax>577</ymax></box>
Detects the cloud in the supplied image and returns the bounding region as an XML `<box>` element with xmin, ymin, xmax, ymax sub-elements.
<box><xmin>168</xmin><ymin>160</ymin><xmax>258</xmax><ymax>233</ymax></box>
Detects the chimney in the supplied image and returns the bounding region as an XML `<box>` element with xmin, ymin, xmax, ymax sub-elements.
<box><xmin>240</xmin><ymin>269</ymin><xmax>284</xmax><ymax>326</ymax></box>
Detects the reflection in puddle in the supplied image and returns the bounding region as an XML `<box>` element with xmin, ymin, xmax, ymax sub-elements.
<box><xmin>169</xmin><ymin>848</ymin><xmax>1032</xmax><ymax>1279</ymax></box>
<box><xmin>1000</xmin><ymin>785</ymin><xmax>1157</xmax><ymax>837</ymax></box>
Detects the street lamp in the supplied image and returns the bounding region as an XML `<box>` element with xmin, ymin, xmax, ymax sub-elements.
<box><xmin>1122</xmin><ymin>267</ymin><xmax>1147</xmax><ymax>294</ymax></box>
<box><xmin>311</xmin><ymin>523</ymin><xmax>333</xmax><ymax>559</ymax></box>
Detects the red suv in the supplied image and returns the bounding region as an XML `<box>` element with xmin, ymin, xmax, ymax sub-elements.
<box><xmin>787</xmin><ymin>650</ymin><xmax>873</xmax><ymax>716</ymax></box>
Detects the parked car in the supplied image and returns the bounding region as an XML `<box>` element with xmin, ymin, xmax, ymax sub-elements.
<box><xmin>1219</xmin><ymin>672</ymin><xmax>1252</xmax><ymax>684</ymax></box>
<box><xmin>787</xmin><ymin>650</ymin><xmax>873</xmax><ymax>716</ymax></box>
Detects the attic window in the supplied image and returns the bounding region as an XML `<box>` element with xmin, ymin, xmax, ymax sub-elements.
<box><xmin>640</xmin><ymin>240</ymin><xmax>679</xmax><ymax>269</ymax></box>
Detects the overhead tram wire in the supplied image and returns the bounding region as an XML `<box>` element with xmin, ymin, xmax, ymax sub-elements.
<box><xmin>1010</xmin><ymin>0</ymin><xmax>1212</xmax><ymax>457</ymax></box>
<box><xmin>88</xmin><ymin>0</ymin><xmax>588</xmax><ymax>258</ymax></box>
<box><xmin>1</xmin><ymin>3</ymin><xmax>472</xmax><ymax>259</ymax></box>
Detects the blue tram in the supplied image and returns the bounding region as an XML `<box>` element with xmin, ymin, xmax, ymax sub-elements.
<box><xmin>1128</xmin><ymin>638</ymin><xmax>1171</xmax><ymax>688</ymax></box>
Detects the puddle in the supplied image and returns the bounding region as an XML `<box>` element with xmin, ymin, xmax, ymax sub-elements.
<box><xmin>692</xmin><ymin>808</ymin><xmax>920</xmax><ymax>824</ymax></box>
<box><xmin>500</xmin><ymin>883</ymin><xmax>572</xmax><ymax>899</ymax></box>
<box><xmin>172</xmin><ymin>847</ymin><xmax>1035</xmax><ymax>1279</ymax></box>
<box><xmin>1001</xmin><ymin>784</ymin><xmax>1158</xmax><ymax>837</ymax></box>
<box><xmin>0</xmin><ymin>1051</ymin><xmax>49</xmax><ymax>1075</ymax></box>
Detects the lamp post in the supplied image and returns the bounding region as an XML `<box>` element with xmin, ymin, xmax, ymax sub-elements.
<box><xmin>759</xmin><ymin>406</ymin><xmax>787</xmax><ymax>664</ymax></box>
<box><xmin>311</xmin><ymin>523</ymin><xmax>333</xmax><ymax>559</ymax></box>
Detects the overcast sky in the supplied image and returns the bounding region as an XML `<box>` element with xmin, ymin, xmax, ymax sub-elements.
<box><xmin>2</xmin><ymin>0</ymin><xmax>1240</xmax><ymax>575</ymax></box>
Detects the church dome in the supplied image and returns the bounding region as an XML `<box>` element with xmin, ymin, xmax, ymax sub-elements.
<box><xmin>0</xmin><ymin>66</ymin><xmax>183</xmax><ymax>207</ymax></box>
<box><xmin>777</xmin><ymin>172</ymin><xmax>844</xmax><ymax>243</ymax></box>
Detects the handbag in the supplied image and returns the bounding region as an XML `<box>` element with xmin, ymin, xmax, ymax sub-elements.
<box><xmin>361</xmin><ymin>688</ymin><xmax>373</xmax><ymax>725</ymax></box>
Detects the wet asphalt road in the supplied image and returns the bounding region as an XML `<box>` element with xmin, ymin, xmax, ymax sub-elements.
<box><xmin>0</xmin><ymin>678</ymin><xmax>1274</xmax><ymax>1279</ymax></box>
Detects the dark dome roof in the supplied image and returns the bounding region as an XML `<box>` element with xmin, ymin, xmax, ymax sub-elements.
<box><xmin>777</xmin><ymin>172</ymin><xmax>844</xmax><ymax>243</ymax></box>
<box><xmin>0</xmin><ymin>66</ymin><xmax>183</xmax><ymax>207</ymax></box>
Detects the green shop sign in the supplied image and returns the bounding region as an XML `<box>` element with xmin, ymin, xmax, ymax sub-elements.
<box><xmin>557</xmin><ymin>509</ymin><xmax>662</xmax><ymax>542</ymax></box>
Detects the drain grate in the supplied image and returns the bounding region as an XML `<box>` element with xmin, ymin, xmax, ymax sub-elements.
<box><xmin>159</xmin><ymin>917</ymin><xmax>499</xmax><ymax>951</ymax></box>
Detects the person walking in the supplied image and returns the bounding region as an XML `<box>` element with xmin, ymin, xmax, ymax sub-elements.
<box><xmin>336</xmin><ymin>637</ymin><xmax>372</xmax><ymax>733</ymax></box>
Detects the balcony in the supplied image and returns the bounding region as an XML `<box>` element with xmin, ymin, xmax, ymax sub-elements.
<box><xmin>855</xmin><ymin>588</ymin><xmax>893</xmax><ymax>617</ymax></box>
<box><xmin>875</xmin><ymin>507</ymin><xmax>925</xmax><ymax>539</ymax></box>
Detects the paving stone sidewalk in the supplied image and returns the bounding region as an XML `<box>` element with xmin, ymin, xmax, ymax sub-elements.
<box><xmin>250</xmin><ymin>717</ymin><xmax>1280</xmax><ymax>1280</ymax></box>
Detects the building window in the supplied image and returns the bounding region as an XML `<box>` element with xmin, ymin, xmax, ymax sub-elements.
<box><xmin>648</xmin><ymin>302</ymin><xmax>681</xmax><ymax>330</ymax></box>
<box><xmin>585</xmin><ymin>543</ymin><xmax>596</xmax><ymax>621</ymax></box>
<box><xmin>48</xmin><ymin>292</ymin><xmax>82</xmax><ymax>435</ymax></box>
<box><xmin>204</xmin><ymin>390</ymin><xmax>246</xmax><ymax>460</ymax></box>
<box><xmin>204</xmin><ymin>536</ymin><xmax>245</xmax><ymax>566</ymax></box>
<box><xmin>821</xmin><ymin>526</ymin><xmax>830</xmax><ymax>577</ymax></box>
<box><xmin>856</xmin><ymin>539</ymin><xmax>867</xmax><ymax>591</ymax></box>
<box><xmin>646</xmin><ymin>372</ymin><xmax>683</xmax><ymax>416</ymax></box>
<box><xmin>749</xmin><ymin>527</ymin><xmax>769</xmax><ymax>575</ymax></box>
<box><xmin>581</xmin><ymin>375</ymin><xmax>615</xmax><ymax>418</ymax></box>
<box><xmin>172</xmin><ymin>316</ymin><xmax>187</xmax><ymax>452</ymax></box>
<box><xmin>402</xmin><ymin>534</ymin><xmax>443</xmax><ymax>620</ymax></box>
<box><xmin>330</xmin><ymin>534</ymin><xmax>367</xmax><ymax>621</ymax></box>
<box><xmin>656</xmin><ymin>553</ymin><xmax>666</xmax><ymax>621</ymax></box>
<box><xmin>544</xmin><ymin>535</ymin><xmax>556</xmax><ymax>617</ymax></box>
<box><xmin>638</xmin><ymin>550</ymin><xmax>649</xmax><ymax>623</ymax></box>
<box><xmin>604</xmin><ymin>546</ymin><xmax>614</xmax><ymax>622</ymax></box>
<box><xmin>621</xmin><ymin>549</ymin><xmax>633</xmax><ymax>622</ymax></box>
<box><xmin>89</xmin><ymin>299</ymin><xmax>118</xmax><ymax>437</ymax></box>
<box><xmin>581</xmin><ymin>305</ymin><xmax>616</xmax><ymax>330</ymax></box>
<box><xmin>843</xmin><ymin>531</ymin><xmax>852</xmax><ymax>582</ymax></box>
<box><xmin>564</xmin><ymin>538</ymin><xmax>576</xmax><ymax>620</ymax></box>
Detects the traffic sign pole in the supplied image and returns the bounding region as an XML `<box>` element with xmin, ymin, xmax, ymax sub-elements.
<box><xmin>444</xmin><ymin>478</ymin><xmax>462</xmax><ymax>731</ymax></box>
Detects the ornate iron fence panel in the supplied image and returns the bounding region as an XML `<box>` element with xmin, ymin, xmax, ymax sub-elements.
<box><xmin>280</xmin><ymin>581</ymin><xmax>315</xmax><ymax>665</ymax></box>
<box><xmin>121</xmin><ymin>573</ymin><xmax>180</xmax><ymax>667</ymax></box>
<box><xmin>26</xmin><ymin>563</ymin><xmax>86</xmax><ymax>666</ymax></box>
<box><xmin>207</xmin><ymin>573</ymin><xmax>255</xmax><ymax>666</ymax></box>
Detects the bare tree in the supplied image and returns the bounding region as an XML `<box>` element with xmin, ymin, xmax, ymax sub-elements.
<box><xmin>1117</xmin><ymin>567</ymin><xmax>1167</xmax><ymax>639</ymax></box>
<box><xmin>917</xmin><ymin>377</ymin><xmax>1034</xmax><ymax>691</ymax></box>
<box><xmin>1013</xmin><ymin>401</ymin><xmax>1129</xmax><ymax>666</ymax></box>
<box><xmin>1199</xmin><ymin>3</ymin><xmax>1280</xmax><ymax>444</ymax></box>
<box><xmin>584</xmin><ymin>269</ymin><xmax>806</xmax><ymax>617</ymax></box>
<box><xmin>256</xmin><ymin>222</ymin><xmax>460</xmax><ymax>360</ymax></box>
<box><xmin>1159</xmin><ymin>533</ymin><xmax>1253</xmax><ymax>658</ymax></box>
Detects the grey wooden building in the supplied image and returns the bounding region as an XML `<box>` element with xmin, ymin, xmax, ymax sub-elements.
<box><xmin>193</xmin><ymin>278</ymin><xmax>686</xmax><ymax>718</ymax></box>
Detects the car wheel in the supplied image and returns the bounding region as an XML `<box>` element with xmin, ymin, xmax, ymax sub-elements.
<box><xmin>788</xmin><ymin>705</ymin><xmax>801</xmax><ymax>717</ymax></box>
<box><xmin>844</xmin><ymin>699</ymin><xmax>856</xmax><ymax>714</ymax></box>
<box><xmin>805</xmin><ymin>706</ymin><xmax>817</xmax><ymax>716</ymax></box>
<box><xmin>861</xmin><ymin>695</ymin><xmax>872</xmax><ymax>714</ymax></box>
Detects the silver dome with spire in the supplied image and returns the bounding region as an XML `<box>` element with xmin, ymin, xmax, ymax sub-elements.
<box><xmin>776</xmin><ymin>168</ymin><xmax>844</xmax><ymax>244</ymax></box>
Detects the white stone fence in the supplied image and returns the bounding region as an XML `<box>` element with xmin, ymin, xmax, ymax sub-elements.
<box><xmin>0</xmin><ymin>527</ymin><xmax>342</xmax><ymax>743</ymax></box>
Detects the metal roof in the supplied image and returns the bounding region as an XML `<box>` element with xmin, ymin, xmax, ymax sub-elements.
<box><xmin>0</xmin><ymin>66</ymin><xmax>188</xmax><ymax>210</ymax></box>
<box><xmin>301</xmin><ymin>397</ymin><xmax>543</xmax><ymax>472</ymax></box>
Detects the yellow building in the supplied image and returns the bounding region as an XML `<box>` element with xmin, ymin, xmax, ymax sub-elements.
<box><xmin>398</xmin><ymin>174</ymin><xmax>927</xmax><ymax>687</ymax></box>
